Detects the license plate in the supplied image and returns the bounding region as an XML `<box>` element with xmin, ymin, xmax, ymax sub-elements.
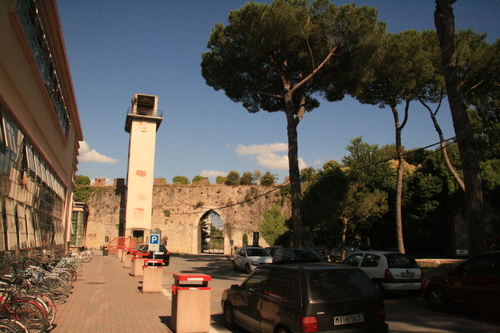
<box><xmin>401</xmin><ymin>272</ymin><xmax>415</xmax><ymax>278</ymax></box>
<box><xmin>155</xmin><ymin>252</ymin><xmax>164</xmax><ymax>255</ymax></box>
<box><xmin>334</xmin><ymin>314</ymin><xmax>363</xmax><ymax>326</ymax></box>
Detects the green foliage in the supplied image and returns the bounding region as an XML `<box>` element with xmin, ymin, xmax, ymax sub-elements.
<box><xmin>354</xmin><ymin>30</ymin><xmax>436</xmax><ymax>108</ymax></box>
<box><xmin>260</xmin><ymin>172</ymin><xmax>275</xmax><ymax>186</ymax></box>
<box><xmin>301</xmin><ymin>160</ymin><xmax>349</xmax><ymax>246</ymax></box>
<box><xmin>240</xmin><ymin>172</ymin><xmax>254</xmax><ymax>185</ymax></box>
<box><xmin>202</xmin><ymin>1</ymin><xmax>385</xmax><ymax>113</ymax></box>
<box><xmin>73</xmin><ymin>186</ymin><xmax>98</xmax><ymax>202</ymax></box>
<box><xmin>172</xmin><ymin>176</ymin><xmax>189</xmax><ymax>185</ymax></box>
<box><xmin>191</xmin><ymin>175</ymin><xmax>210</xmax><ymax>185</ymax></box>
<box><xmin>253</xmin><ymin>170</ymin><xmax>262</xmax><ymax>183</ymax></box>
<box><xmin>244</xmin><ymin>187</ymin><xmax>259</xmax><ymax>206</ymax></box>
<box><xmin>481</xmin><ymin>159</ymin><xmax>500</xmax><ymax>193</ymax></box>
<box><xmin>75</xmin><ymin>175</ymin><xmax>90</xmax><ymax>185</ymax></box>
<box><xmin>242</xmin><ymin>234</ymin><xmax>248</xmax><ymax>247</ymax></box>
<box><xmin>260</xmin><ymin>204</ymin><xmax>290</xmax><ymax>246</ymax></box>
<box><xmin>216</xmin><ymin>175</ymin><xmax>225</xmax><ymax>184</ymax></box>
<box><xmin>300</xmin><ymin>167</ymin><xmax>317</xmax><ymax>182</ymax></box>
<box><xmin>342</xmin><ymin>137</ymin><xmax>394</xmax><ymax>191</ymax></box>
<box><xmin>279</xmin><ymin>185</ymin><xmax>291</xmax><ymax>206</ymax></box>
<box><xmin>225</xmin><ymin>170</ymin><xmax>240</xmax><ymax>186</ymax></box>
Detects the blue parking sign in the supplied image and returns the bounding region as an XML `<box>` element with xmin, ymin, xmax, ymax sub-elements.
<box><xmin>150</xmin><ymin>234</ymin><xmax>159</xmax><ymax>244</ymax></box>
<box><xmin>149</xmin><ymin>234</ymin><xmax>160</xmax><ymax>251</ymax></box>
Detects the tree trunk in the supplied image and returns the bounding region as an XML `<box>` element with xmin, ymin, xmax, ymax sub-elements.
<box><xmin>435</xmin><ymin>0</ymin><xmax>487</xmax><ymax>257</ymax></box>
<box><xmin>341</xmin><ymin>217</ymin><xmax>348</xmax><ymax>261</ymax></box>
<box><xmin>420</xmin><ymin>98</ymin><xmax>466</xmax><ymax>191</ymax></box>
<box><xmin>391</xmin><ymin>104</ymin><xmax>406</xmax><ymax>254</ymax></box>
<box><xmin>285</xmin><ymin>101</ymin><xmax>304</xmax><ymax>249</ymax></box>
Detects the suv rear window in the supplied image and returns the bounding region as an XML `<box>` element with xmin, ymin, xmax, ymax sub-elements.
<box><xmin>265</xmin><ymin>269</ymin><xmax>294</xmax><ymax>300</ymax></box>
<box><xmin>309</xmin><ymin>269</ymin><xmax>376</xmax><ymax>301</ymax></box>
<box><xmin>385</xmin><ymin>254</ymin><xmax>419</xmax><ymax>269</ymax></box>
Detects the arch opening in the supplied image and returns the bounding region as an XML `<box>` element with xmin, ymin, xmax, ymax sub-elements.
<box><xmin>199</xmin><ymin>210</ymin><xmax>224</xmax><ymax>254</ymax></box>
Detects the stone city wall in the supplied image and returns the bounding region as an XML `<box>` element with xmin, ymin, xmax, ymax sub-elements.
<box><xmin>84</xmin><ymin>180</ymin><xmax>290</xmax><ymax>254</ymax></box>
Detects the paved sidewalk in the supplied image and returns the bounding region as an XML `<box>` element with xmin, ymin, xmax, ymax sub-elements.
<box><xmin>51</xmin><ymin>254</ymin><xmax>173</xmax><ymax>333</ymax></box>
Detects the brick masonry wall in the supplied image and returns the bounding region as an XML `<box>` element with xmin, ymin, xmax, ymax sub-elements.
<box><xmin>84</xmin><ymin>183</ymin><xmax>290</xmax><ymax>254</ymax></box>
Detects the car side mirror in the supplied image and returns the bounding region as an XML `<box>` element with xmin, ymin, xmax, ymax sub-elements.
<box><xmin>231</xmin><ymin>284</ymin><xmax>240</xmax><ymax>290</ymax></box>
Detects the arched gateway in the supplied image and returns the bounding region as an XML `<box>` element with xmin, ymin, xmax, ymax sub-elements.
<box><xmin>199</xmin><ymin>210</ymin><xmax>224</xmax><ymax>254</ymax></box>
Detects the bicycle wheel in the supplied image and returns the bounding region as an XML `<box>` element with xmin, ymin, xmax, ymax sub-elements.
<box><xmin>0</xmin><ymin>318</ymin><xmax>26</xmax><ymax>332</ymax></box>
<box><xmin>42</xmin><ymin>276</ymin><xmax>68</xmax><ymax>302</ymax></box>
<box><xmin>61</xmin><ymin>264</ymin><xmax>78</xmax><ymax>282</ymax></box>
<box><xmin>35</xmin><ymin>294</ymin><xmax>55</xmax><ymax>327</ymax></box>
<box><xmin>81</xmin><ymin>253</ymin><xmax>92</xmax><ymax>263</ymax></box>
<box><xmin>18</xmin><ymin>295</ymin><xmax>54</xmax><ymax>328</ymax></box>
<box><xmin>8</xmin><ymin>300</ymin><xmax>47</xmax><ymax>333</ymax></box>
<box><xmin>56</xmin><ymin>271</ymin><xmax>73</xmax><ymax>290</ymax></box>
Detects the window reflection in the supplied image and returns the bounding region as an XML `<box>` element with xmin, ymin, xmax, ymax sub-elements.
<box><xmin>0</xmin><ymin>104</ymin><xmax>66</xmax><ymax>270</ymax></box>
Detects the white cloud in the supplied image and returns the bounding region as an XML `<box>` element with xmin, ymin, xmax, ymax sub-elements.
<box><xmin>78</xmin><ymin>141</ymin><xmax>118</xmax><ymax>164</ymax></box>
<box><xmin>236</xmin><ymin>143</ymin><xmax>307</xmax><ymax>170</ymax></box>
<box><xmin>200</xmin><ymin>170</ymin><xmax>227</xmax><ymax>178</ymax></box>
<box><xmin>256</xmin><ymin>153</ymin><xmax>289</xmax><ymax>170</ymax></box>
<box><xmin>236</xmin><ymin>143</ymin><xmax>288</xmax><ymax>155</ymax></box>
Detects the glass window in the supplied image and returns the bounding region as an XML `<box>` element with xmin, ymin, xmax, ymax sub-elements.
<box><xmin>361</xmin><ymin>254</ymin><xmax>380</xmax><ymax>267</ymax></box>
<box><xmin>273</xmin><ymin>250</ymin><xmax>284</xmax><ymax>261</ymax></box>
<box><xmin>265</xmin><ymin>269</ymin><xmax>294</xmax><ymax>300</ymax></box>
<box><xmin>246</xmin><ymin>248</ymin><xmax>269</xmax><ymax>256</ymax></box>
<box><xmin>244</xmin><ymin>269</ymin><xmax>269</xmax><ymax>293</ymax></box>
<box><xmin>462</xmin><ymin>255</ymin><xmax>498</xmax><ymax>276</ymax></box>
<box><xmin>309</xmin><ymin>269</ymin><xmax>376</xmax><ymax>301</ymax></box>
<box><xmin>343</xmin><ymin>253</ymin><xmax>363</xmax><ymax>266</ymax></box>
<box><xmin>385</xmin><ymin>254</ymin><xmax>419</xmax><ymax>269</ymax></box>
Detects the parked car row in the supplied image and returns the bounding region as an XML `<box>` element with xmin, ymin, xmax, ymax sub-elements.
<box><xmin>226</xmin><ymin>245</ymin><xmax>499</xmax><ymax>333</ymax></box>
<box><xmin>421</xmin><ymin>251</ymin><xmax>500</xmax><ymax>314</ymax></box>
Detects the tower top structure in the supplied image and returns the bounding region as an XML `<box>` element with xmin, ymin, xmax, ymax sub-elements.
<box><xmin>125</xmin><ymin>93</ymin><xmax>163</xmax><ymax>133</ymax></box>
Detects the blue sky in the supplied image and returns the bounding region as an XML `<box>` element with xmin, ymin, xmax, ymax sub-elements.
<box><xmin>57</xmin><ymin>0</ymin><xmax>500</xmax><ymax>185</ymax></box>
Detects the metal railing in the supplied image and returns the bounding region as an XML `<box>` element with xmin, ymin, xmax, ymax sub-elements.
<box><xmin>127</xmin><ymin>107</ymin><xmax>163</xmax><ymax>118</ymax></box>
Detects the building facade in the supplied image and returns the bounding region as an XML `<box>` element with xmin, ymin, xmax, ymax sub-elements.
<box><xmin>0</xmin><ymin>0</ymin><xmax>83</xmax><ymax>270</ymax></box>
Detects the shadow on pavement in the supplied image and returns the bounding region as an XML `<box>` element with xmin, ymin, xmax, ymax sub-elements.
<box><xmin>170</xmin><ymin>254</ymin><xmax>250</xmax><ymax>281</ymax></box>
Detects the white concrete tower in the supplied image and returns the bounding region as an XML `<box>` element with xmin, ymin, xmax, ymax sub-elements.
<box><xmin>124</xmin><ymin>94</ymin><xmax>162</xmax><ymax>242</ymax></box>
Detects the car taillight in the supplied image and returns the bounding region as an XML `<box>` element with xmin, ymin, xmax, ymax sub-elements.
<box><xmin>384</xmin><ymin>268</ymin><xmax>394</xmax><ymax>279</ymax></box>
<box><xmin>301</xmin><ymin>316</ymin><xmax>318</xmax><ymax>333</ymax></box>
<box><xmin>376</xmin><ymin>308</ymin><xmax>386</xmax><ymax>323</ymax></box>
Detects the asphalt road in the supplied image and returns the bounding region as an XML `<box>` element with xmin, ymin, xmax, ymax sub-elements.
<box><xmin>162</xmin><ymin>254</ymin><xmax>499</xmax><ymax>333</ymax></box>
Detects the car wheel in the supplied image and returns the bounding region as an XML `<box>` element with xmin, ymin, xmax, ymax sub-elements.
<box><xmin>245</xmin><ymin>264</ymin><xmax>252</xmax><ymax>274</ymax></box>
<box><xmin>276</xmin><ymin>325</ymin><xmax>290</xmax><ymax>333</ymax></box>
<box><xmin>426</xmin><ymin>287</ymin><xmax>448</xmax><ymax>312</ymax></box>
<box><xmin>232</xmin><ymin>261</ymin><xmax>237</xmax><ymax>271</ymax></box>
<box><xmin>373</xmin><ymin>280</ymin><xmax>385</xmax><ymax>298</ymax></box>
<box><xmin>223</xmin><ymin>303</ymin><xmax>237</xmax><ymax>329</ymax></box>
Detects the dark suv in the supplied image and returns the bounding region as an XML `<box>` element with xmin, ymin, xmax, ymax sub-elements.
<box><xmin>221</xmin><ymin>262</ymin><xmax>388</xmax><ymax>333</ymax></box>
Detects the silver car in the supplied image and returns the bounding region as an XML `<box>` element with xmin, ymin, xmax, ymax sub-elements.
<box><xmin>231</xmin><ymin>246</ymin><xmax>272</xmax><ymax>274</ymax></box>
